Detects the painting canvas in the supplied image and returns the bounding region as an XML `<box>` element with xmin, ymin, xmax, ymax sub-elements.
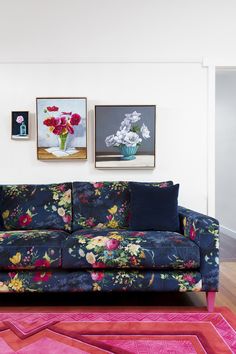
<box><xmin>37</xmin><ymin>97</ymin><xmax>87</xmax><ymax>160</ymax></box>
<box><xmin>11</xmin><ymin>111</ymin><xmax>29</xmax><ymax>139</ymax></box>
<box><xmin>95</xmin><ymin>105</ymin><xmax>156</xmax><ymax>169</ymax></box>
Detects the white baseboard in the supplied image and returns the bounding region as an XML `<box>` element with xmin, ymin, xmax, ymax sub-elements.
<box><xmin>220</xmin><ymin>225</ymin><xmax>236</xmax><ymax>239</ymax></box>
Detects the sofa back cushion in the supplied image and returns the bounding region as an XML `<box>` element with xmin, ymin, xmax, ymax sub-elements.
<box><xmin>0</xmin><ymin>183</ymin><xmax>72</xmax><ymax>231</ymax></box>
<box><xmin>129</xmin><ymin>182</ymin><xmax>179</xmax><ymax>231</ymax></box>
<box><xmin>72</xmin><ymin>180</ymin><xmax>174</xmax><ymax>231</ymax></box>
<box><xmin>72</xmin><ymin>181</ymin><xmax>130</xmax><ymax>230</ymax></box>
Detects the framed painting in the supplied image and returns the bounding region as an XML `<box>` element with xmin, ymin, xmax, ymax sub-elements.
<box><xmin>11</xmin><ymin>111</ymin><xmax>29</xmax><ymax>139</ymax></box>
<box><xmin>36</xmin><ymin>97</ymin><xmax>87</xmax><ymax>160</ymax></box>
<box><xmin>95</xmin><ymin>105</ymin><xmax>156</xmax><ymax>169</ymax></box>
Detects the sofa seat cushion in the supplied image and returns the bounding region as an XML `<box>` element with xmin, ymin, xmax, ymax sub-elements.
<box><xmin>0</xmin><ymin>183</ymin><xmax>72</xmax><ymax>231</ymax></box>
<box><xmin>62</xmin><ymin>229</ymin><xmax>200</xmax><ymax>270</ymax></box>
<box><xmin>0</xmin><ymin>230</ymin><xmax>69</xmax><ymax>270</ymax></box>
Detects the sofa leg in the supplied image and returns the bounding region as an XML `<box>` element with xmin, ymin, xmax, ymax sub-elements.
<box><xmin>206</xmin><ymin>292</ymin><xmax>216</xmax><ymax>312</ymax></box>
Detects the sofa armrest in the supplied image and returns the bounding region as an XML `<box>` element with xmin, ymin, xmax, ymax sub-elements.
<box><xmin>178</xmin><ymin>206</ymin><xmax>219</xmax><ymax>291</ymax></box>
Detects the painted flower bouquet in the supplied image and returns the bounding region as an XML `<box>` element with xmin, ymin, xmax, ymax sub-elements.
<box><xmin>105</xmin><ymin>111</ymin><xmax>150</xmax><ymax>160</ymax></box>
<box><xmin>43</xmin><ymin>106</ymin><xmax>81</xmax><ymax>151</ymax></box>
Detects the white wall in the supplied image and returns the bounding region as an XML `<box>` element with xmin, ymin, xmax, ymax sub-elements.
<box><xmin>1</xmin><ymin>0</ymin><xmax>236</xmax><ymax>215</ymax></box>
<box><xmin>216</xmin><ymin>70</ymin><xmax>236</xmax><ymax>236</ymax></box>
<box><xmin>0</xmin><ymin>0</ymin><xmax>236</xmax><ymax>65</ymax></box>
<box><xmin>0</xmin><ymin>63</ymin><xmax>208</xmax><ymax>212</ymax></box>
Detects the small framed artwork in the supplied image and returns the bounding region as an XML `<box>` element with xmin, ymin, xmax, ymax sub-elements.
<box><xmin>95</xmin><ymin>105</ymin><xmax>156</xmax><ymax>169</ymax></box>
<box><xmin>36</xmin><ymin>97</ymin><xmax>87</xmax><ymax>160</ymax></box>
<box><xmin>11</xmin><ymin>111</ymin><xmax>29</xmax><ymax>139</ymax></box>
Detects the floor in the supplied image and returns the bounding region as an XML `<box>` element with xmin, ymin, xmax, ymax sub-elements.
<box><xmin>220</xmin><ymin>233</ymin><xmax>236</xmax><ymax>261</ymax></box>
<box><xmin>0</xmin><ymin>233</ymin><xmax>235</xmax><ymax>313</ymax></box>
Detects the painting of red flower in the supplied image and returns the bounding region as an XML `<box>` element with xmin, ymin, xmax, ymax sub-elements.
<box><xmin>37</xmin><ymin>97</ymin><xmax>87</xmax><ymax>160</ymax></box>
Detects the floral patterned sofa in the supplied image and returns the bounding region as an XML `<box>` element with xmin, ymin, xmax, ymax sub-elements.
<box><xmin>0</xmin><ymin>181</ymin><xmax>219</xmax><ymax>311</ymax></box>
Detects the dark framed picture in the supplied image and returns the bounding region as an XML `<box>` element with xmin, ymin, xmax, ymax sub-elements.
<box><xmin>36</xmin><ymin>97</ymin><xmax>87</xmax><ymax>160</ymax></box>
<box><xmin>95</xmin><ymin>105</ymin><xmax>156</xmax><ymax>169</ymax></box>
<box><xmin>11</xmin><ymin>111</ymin><xmax>29</xmax><ymax>139</ymax></box>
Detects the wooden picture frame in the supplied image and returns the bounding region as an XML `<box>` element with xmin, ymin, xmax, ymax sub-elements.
<box><xmin>36</xmin><ymin>97</ymin><xmax>87</xmax><ymax>160</ymax></box>
<box><xmin>95</xmin><ymin>105</ymin><xmax>156</xmax><ymax>169</ymax></box>
<box><xmin>11</xmin><ymin>111</ymin><xmax>29</xmax><ymax>140</ymax></box>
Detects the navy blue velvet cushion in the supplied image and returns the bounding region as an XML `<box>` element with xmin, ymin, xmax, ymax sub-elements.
<box><xmin>129</xmin><ymin>183</ymin><xmax>180</xmax><ymax>231</ymax></box>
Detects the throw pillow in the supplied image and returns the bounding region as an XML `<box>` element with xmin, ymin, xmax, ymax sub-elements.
<box><xmin>129</xmin><ymin>182</ymin><xmax>179</xmax><ymax>231</ymax></box>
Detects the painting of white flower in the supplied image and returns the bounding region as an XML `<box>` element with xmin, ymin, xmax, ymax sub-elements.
<box><xmin>96</xmin><ymin>105</ymin><xmax>156</xmax><ymax>169</ymax></box>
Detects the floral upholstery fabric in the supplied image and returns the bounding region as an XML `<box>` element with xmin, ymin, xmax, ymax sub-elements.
<box><xmin>0</xmin><ymin>269</ymin><xmax>202</xmax><ymax>293</ymax></box>
<box><xmin>178</xmin><ymin>206</ymin><xmax>219</xmax><ymax>291</ymax></box>
<box><xmin>72</xmin><ymin>181</ymin><xmax>130</xmax><ymax>230</ymax></box>
<box><xmin>62</xmin><ymin>229</ymin><xmax>200</xmax><ymax>270</ymax></box>
<box><xmin>0</xmin><ymin>186</ymin><xmax>3</xmax><ymax>230</ymax></box>
<box><xmin>72</xmin><ymin>181</ymin><xmax>173</xmax><ymax>231</ymax></box>
<box><xmin>0</xmin><ymin>230</ymin><xmax>68</xmax><ymax>270</ymax></box>
<box><xmin>0</xmin><ymin>183</ymin><xmax>72</xmax><ymax>231</ymax></box>
<box><xmin>0</xmin><ymin>181</ymin><xmax>219</xmax><ymax>295</ymax></box>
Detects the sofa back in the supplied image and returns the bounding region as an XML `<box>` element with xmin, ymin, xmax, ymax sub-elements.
<box><xmin>0</xmin><ymin>180</ymin><xmax>174</xmax><ymax>232</ymax></box>
<box><xmin>71</xmin><ymin>180</ymin><xmax>174</xmax><ymax>231</ymax></box>
<box><xmin>0</xmin><ymin>183</ymin><xmax>72</xmax><ymax>231</ymax></box>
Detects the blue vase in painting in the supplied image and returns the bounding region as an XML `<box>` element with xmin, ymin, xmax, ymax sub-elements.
<box><xmin>119</xmin><ymin>145</ymin><xmax>138</xmax><ymax>160</ymax></box>
<box><xmin>20</xmin><ymin>122</ymin><xmax>27</xmax><ymax>136</ymax></box>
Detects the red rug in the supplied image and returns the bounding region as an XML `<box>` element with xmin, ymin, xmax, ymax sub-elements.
<box><xmin>0</xmin><ymin>307</ymin><xmax>235</xmax><ymax>353</ymax></box>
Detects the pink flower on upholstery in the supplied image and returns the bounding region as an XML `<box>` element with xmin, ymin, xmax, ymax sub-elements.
<box><xmin>47</xmin><ymin>106</ymin><xmax>59</xmax><ymax>112</ymax></box>
<box><xmin>190</xmin><ymin>226</ymin><xmax>196</xmax><ymax>240</ymax></box>
<box><xmin>106</xmin><ymin>215</ymin><xmax>113</xmax><ymax>221</ymax></box>
<box><xmin>92</xmin><ymin>262</ymin><xmax>106</xmax><ymax>268</ymax></box>
<box><xmin>184</xmin><ymin>260</ymin><xmax>195</xmax><ymax>269</ymax></box>
<box><xmin>34</xmin><ymin>259</ymin><xmax>50</xmax><ymax>268</ymax></box>
<box><xmin>91</xmin><ymin>271</ymin><xmax>104</xmax><ymax>281</ymax></box>
<box><xmin>183</xmin><ymin>274</ymin><xmax>196</xmax><ymax>284</ymax></box>
<box><xmin>8</xmin><ymin>272</ymin><xmax>16</xmax><ymax>278</ymax></box>
<box><xmin>19</xmin><ymin>214</ymin><xmax>32</xmax><ymax>227</ymax></box>
<box><xmin>1</xmin><ymin>233</ymin><xmax>12</xmax><ymax>239</ymax></box>
<box><xmin>130</xmin><ymin>231</ymin><xmax>145</xmax><ymax>237</ymax></box>
<box><xmin>106</xmin><ymin>239</ymin><xmax>120</xmax><ymax>251</ymax></box>
<box><xmin>79</xmin><ymin>193</ymin><xmax>89</xmax><ymax>204</ymax></box>
<box><xmin>93</xmin><ymin>182</ymin><xmax>104</xmax><ymax>189</ymax></box>
<box><xmin>130</xmin><ymin>256</ymin><xmax>138</xmax><ymax>266</ymax></box>
<box><xmin>70</xmin><ymin>113</ymin><xmax>81</xmax><ymax>126</ymax></box>
<box><xmin>85</xmin><ymin>218</ymin><xmax>96</xmax><ymax>227</ymax></box>
<box><xmin>58</xmin><ymin>184</ymin><xmax>65</xmax><ymax>192</ymax></box>
<box><xmin>63</xmin><ymin>215</ymin><xmax>71</xmax><ymax>223</ymax></box>
<box><xmin>33</xmin><ymin>271</ymin><xmax>52</xmax><ymax>282</ymax></box>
